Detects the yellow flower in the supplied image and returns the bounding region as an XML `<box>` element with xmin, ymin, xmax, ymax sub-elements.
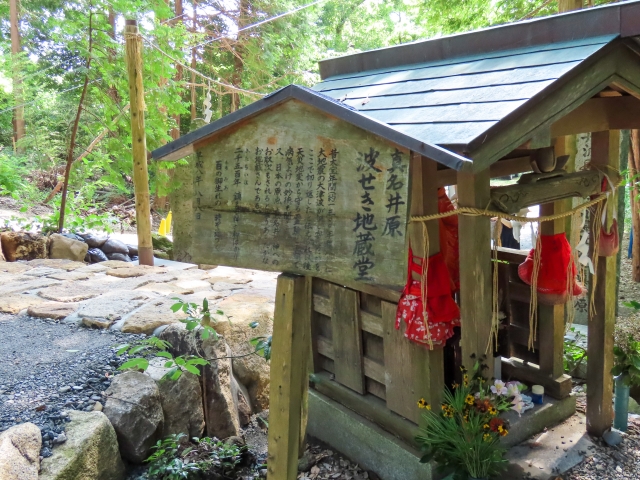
<box><xmin>483</xmin><ymin>423</ymin><xmax>490</xmax><ymax>430</ymax></box>
<box><xmin>483</xmin><ymin>433</ymin><xmax>491</xmax><ymax>442</ymax></box>
<box><xmin>465</xmin><ymin>394</ymin><xmax>474</xmax><ymax>405</ymax></box>
<box><xmin>452</xmin><ymin>382</ymin><xmax>460</xmax><ymax>389</ymax></box>
<box><xmin>488</xmin><ymin>406</ymin><xmax>498</xmax><ymax>416</ymax></box>
<box><xmin>417</xmin><ymin>398</ymin><xmax>429</xmax><ymax>409</ymax></box>
<box><xmin>463</xmin><ymin>374</ymin><xmax>469</xmax><ymax>386</ymax></box>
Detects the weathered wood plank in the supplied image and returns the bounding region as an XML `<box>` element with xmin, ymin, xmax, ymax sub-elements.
<box><xmin>586</xmin><ymin>130</ymin><xmax>619</xmax><ymax>436</ymax></box>
<box><xmin>312</xmin><ymin>372</ymin><xmax>421</xmax><ymax>448</ymax></box>
<box><xmin>267</xmin><ymin>274</ymin><xmax>311</xmax><ymax>480</ymax></box>
<box><xmin>316</xmin><ymin>333</ymin><xmax>386</xmax><ymax>385</ymax></box>
<box><xmin>490</xmin><ymin>170</ymin><xmax>603</xmax><ymax>214</ymax></box>
<box><xmin>383</xmin><ymin>300</ymin><xmax>444</xmax><ymax>423</ymax></box>
<box><xmin>190</xmin><ymin>100</ymin><xmax>410</xmax><ymax>288</ymax></box>
<box><xmin>313</xmin><ymin>294</ymin><xmax>331</xmax><ymax>317</ymax></box>
<box><xmin>361</xmin><ymin>311</ymin><xmax>384</xmax><ymax>337</ymax></box>
<box><xmin>551</xmin><ymin>96</ymin><xmax>640</xmax><ymax>136</ymax></box>
<box><xmin>502</xmin><ymin>357</ymin><xmax>572</xmax><ymax>399</ymax></box>
<box><xmin>458</xmin><ymin>168</ymin><xmax>494</xmax><ymax>377</ymax></box>
<box><xmin>330</xmin><ymin>285</ymin><xmax>366</xmax><ymax>394</ymax></box>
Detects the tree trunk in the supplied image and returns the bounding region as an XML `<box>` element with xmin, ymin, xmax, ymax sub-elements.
<box><xmin>630</xmin><ymin>130</ymin><xmax>640</xmax><ymax>282</ymax></box>
<box><xmin>190</xmin><ymin>0</ymin><xmax>197</xmax><ymax>121</ymax></box>
<box><xmin>9</xmin><ymin>0</ymin><xmax>25</xmax><ymax>153</ymax></box>
<box><xmin>558</xmin><ymin>0</ymin><xmax>582</xmax><ymax>12</ymax></box>
<box><xmin>230</xmin><ymin>0</ymin><xmax>249</xmax><ymax>113</ymax></box>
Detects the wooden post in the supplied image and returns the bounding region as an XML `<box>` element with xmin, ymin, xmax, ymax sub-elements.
<box><xmin>267</xmin><ymin>274</ymin><xmax>311</xmax><ymax>480</ymax></box>
<box><xmin>630</xmin><ymin>130</ymin><xmax>640</xmax><ymax>282</ymax></box>
<box><xmin>536</xmin><ymin>138</ymin><xmax>571</xmax><ymax>381</ymax></box>
<box><xmin>125</xmin><ymin>20</ymin><xmax>154</xmax><ymax>266</ymax></box>
<box><xmin>586</xmin><ymin>130</ymin><xmax>620</xmax><ymax>436</ymax></box>
<box><xmin>457</xmin><ymin>168</ymin><xmax>494</xmax><ymax>378</ymax></box>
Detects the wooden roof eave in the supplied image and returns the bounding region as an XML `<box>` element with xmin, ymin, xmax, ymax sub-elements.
<box><xmin>151</xmin><ymin>84</ymin><xmax>473</xmax><ymax>171</ymax></box>
<box><xmin>462</xmin><ymin>40</ymin><xmax>638</xmax><ymax>172</ymax></box>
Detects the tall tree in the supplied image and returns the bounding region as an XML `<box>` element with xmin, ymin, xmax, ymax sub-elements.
<box><xmin>9</xmin><ymin>0</ymin><xmax>25</xmax><ymax>153</ymax></box>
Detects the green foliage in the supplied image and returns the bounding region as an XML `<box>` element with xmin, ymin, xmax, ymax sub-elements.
<box><xmin>563</xmin><ymin>327</ymin><xmax>587</xmax><ymax>376</ymax></box>
<box><xmin>612</xmin><ymin>335</ymin><xmax>640</xmax><ymax>386</ymax></box>
<box><xmin>0</xmin><ymin>151</ymin><xmax>26</xmax><ymax>196</ymax></box>
<box><xmin>146</xmin><ymin>433</ymin><xmax>245</xmax><ymax>480</ymax></box>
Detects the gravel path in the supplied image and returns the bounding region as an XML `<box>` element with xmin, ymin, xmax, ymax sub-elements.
<box><xmin>0</xmin><ymin>312</ymin><xmax>138</xmax><ymax>458</ymax></box>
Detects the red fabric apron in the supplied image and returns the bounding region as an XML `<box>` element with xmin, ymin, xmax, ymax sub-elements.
<box><xmin>395</xmin><ymin>248</ymin><xmax>460</xmax><ymax>348</ymax></box>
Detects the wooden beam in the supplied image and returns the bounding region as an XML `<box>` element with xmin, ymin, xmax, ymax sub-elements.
<box><xmin>436</xmin><ymin>156</ymin><xmax>531</xmax><ymax>187</ymax></box>
<box><xmin>489</xmin><ymin>170</ymin><xmax>603</xmax><ymax>214</ymax></box>
<box><xmin>502</xmin><ymin>358</ymin><xmax>572</xmax><ymax>399</ymax></box>
<box><xmin>125</xmin><ymin>20</ymin><xmax>154</xmax><ymax>266</ymax></box>
<box><xmin>586</xmin><ymin>130</ymin><xmax>620</xmax><ymax>437</ymax></box>
<box><xmin>267</xmin><ymin>274</ymin><xmax>311</xmax><ymax>480</ymax></box>
<box><xmin>550</xmin><ymin>96</ymin><xmax>640</xmax><ymax>137</ymax></box>
<box><xmin>457</xmin><ymin>168</ymin><xmax>494</xmax><ymax>377</ymax></box>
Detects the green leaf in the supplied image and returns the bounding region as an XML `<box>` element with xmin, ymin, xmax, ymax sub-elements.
<box><xmin>171</xmin><ymin>369</ymin><xmax>182</xmax><ymax>380</ymax></box>
<box><xmin>156</xmin><ymin>351</ymin><xmax>173</xmax><ymax>359</ymax></box>
<box><xmin>175</xmin><ymin>356</ymin><xmax>186</xmax><ymax>366</ymax></box>
<box><xmin>203</xmin><ymin>298</ymin><xmax>209</xmax><ymax>311</ymax></box>
<box><xmin>201</xmin><ymin>328</ymin><xmax>210</xmax><ymax>340</ymax></box>
<box><xmin>188</xmin><ymin>357</ymin><xmax>208</xmax><ymax>366</ymax></box>
<box><xmin>184</xmin><ymin>364</ymin><xmax>200</xmax><ymax>375</ymax></box>
<box><xmin>116</xmin><ymin>345</ymin><xmax>130</xmax><ymax>355</ymax></box>
<box><xmin>170</xmin><ymin>303</ymin><xmax>182</xmax><ymax>313</ymax></box>
<box><xmin>119</xmin><ymin>358</ymin><xmax>149</xmax><ymax>371</ymax></box>
<box><xmin>164</xmin><ymin>361</ymin><xmax>174</xmax><ymax>368</ymax></box>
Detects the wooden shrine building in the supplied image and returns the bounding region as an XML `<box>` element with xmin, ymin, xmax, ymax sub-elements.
<box><xmin>152</xmin><ymin>3</ymin><xmax>640</xmax><ymax>479</ymax></box>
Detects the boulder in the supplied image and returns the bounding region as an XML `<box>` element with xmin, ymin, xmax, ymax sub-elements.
<box><xmin>0</xmin><ymin>241</ymin><xmax>5</xmax><ymax>261</ymax></box>
<box><xmin>152</xmin><ymin>233</ymin><xmax>173</xmax><ymax>252</ymax></box>
<box><xmin>101</xmin><ymin>238</ymin><xmax>129</xmax><ymax>255</ymax></box>
<box><xmin>79</xmin><ymin>233</ymin><xmax>108</xmax><ymax>249</ymax></box>
<box><xmin>235</xmin><ymin>377</ymin><xmax>253</xmax><ymax>427</ymax></box>
<box><xmin>0</xmin><ymin>422</ymin><xmax>41</xmax><ymax>480</ymax></box>
<box><xmin>106</xmin><ymin>252</ymin><xmax>131</xmax><ymax>262</ymax></box>
<box><xmin>39</xmin><ymin>411</ymin><xmax>125</xmax><ymax>480</ymax></box>
<box><xmin>159</xmin><ymin>324</ymin><xmax>241</xmax><ymax>439</ymax></box>
<box><xmin>127</xmin><ymin>244</ymin><xmax>138</xmax><ymax>256</ymax></box>
<box><xmin>154</xmin><ymin>250</ymin><xmax>171</xmax><ymax>260</ymax></box>
<box><xmin>215</xmin><ymin>294</ymin><xmax>274</xmax><ymax>412</ymax></box>
<box><xmin>88</xmin><ymin>248</ymin><xmax>108</xmax><ymax>263</ymax></box>
<box><xmin>147</xmin><ymin>357</ymin><xmax>205</xmax><ymax>439</ymax></box>
<box><xmin>79</xmin><ymin>290</ymin><xmax>151</xmax><ymax>329</ymax></box>
<box><xmin>0</xmin><ymin>232</ymin><xmax>47</xmax><ymax>262</ymax></box>
<box><xmin>103</xmin><ymin>371</ymin><xmax>164</xmax><ymax>464</ymax></box>
<box><xmin>49</xmin><ymin>233</ymin><xmax>89</xmax><ymax>262</ymax></box>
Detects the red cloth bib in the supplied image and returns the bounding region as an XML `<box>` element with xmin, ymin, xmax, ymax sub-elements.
<box><xmin>395</xmin><ymin>248</ymin><xmax>460</xmax><ymax>347</ymax></box>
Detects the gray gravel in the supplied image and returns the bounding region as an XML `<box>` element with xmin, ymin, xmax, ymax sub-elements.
<box><xmin>0</xmin><ymin>312</ymin><xmax>141</xmax><ymax>458</ymax></box>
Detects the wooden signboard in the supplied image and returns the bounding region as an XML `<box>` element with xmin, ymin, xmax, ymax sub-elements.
<box><xmin>186</xmin><ymin>100</ymin><xmax>410</xmax><ymax>287</ymax></box>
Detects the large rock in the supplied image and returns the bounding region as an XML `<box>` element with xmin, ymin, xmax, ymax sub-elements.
<box><xmin>103</xmin><ymin>371</ymin><xmax>164</xmax><ymax>464</ymax></box>
<box><xmin>0</xmin><ymin>241</ymin><xmax>5</xmax><ymax>261</ymax></box>
<box><xmin>0</xmin><ymin>422</ymin><xmax>41</xmax><ymax>480</ymax></box>
<box><xmin>215</xmin><ymin>294</ymin><xmax>274</xmax><ymax>411</ymax></box>
<box><xmin>106</xmin><ymin>253</ymin><xmax>131</xmax><ymax>262</ymax></box>
<box><xmin>147</xmin><ymin>358</ymin><xmax>205</xmax><ymax>439</ymax></box>
<box><xmin>159</xmin><ymin>324</ymin><xmax>241</xmax><ymax>439</ymax></box>
<box><xmin>38</xmin><ymin>280</ymin><xmax>112</xmax><ymax>303</ymax></box>
<box><xmin>0</xmin><ymin>232</ymin><xmax>47</xmax><ymax>261</ymax></box>
<box><xmin>49</xmin><ymin>233</ymin><xmax>88</xmax><ymax>262</ymax></box>
<box><xmin>121</xmin><ymin>298</ymin><xmax>186</xmax><ymax>334</ymax></box>
<box><xmin>101</xmin><ymin>238</ymin><xmax>129</xmax><ymax>255</ymax></box>
<box><xmin>39</xmin><ymin>411</ymin><xmax>125</xmax><ymax>480</ymax></box>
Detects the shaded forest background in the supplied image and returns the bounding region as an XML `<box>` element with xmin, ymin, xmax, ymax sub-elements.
<box><xmin>0</xmin><ymin>0</ymin><xmax>619</xmax><ymax>230</ymax></box>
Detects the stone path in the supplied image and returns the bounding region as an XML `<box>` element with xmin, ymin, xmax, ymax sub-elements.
<box><xmin>0</xmin><ymin>258</ymin><xmax>278</xmax><ymax>335</ymax></box>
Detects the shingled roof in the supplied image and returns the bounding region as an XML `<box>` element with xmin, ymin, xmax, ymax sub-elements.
<box><xmin>152</xmin><ymin>1</ymin><xmax>640</xmax><ymax>172</ymax></box>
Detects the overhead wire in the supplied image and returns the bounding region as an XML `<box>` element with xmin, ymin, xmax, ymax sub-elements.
<box><xmin>190</xmin><ymin>0</ymin><xmax>328</xmax><ymax>50</ymax></box>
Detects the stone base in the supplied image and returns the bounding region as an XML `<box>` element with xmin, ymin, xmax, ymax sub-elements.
<box><xmin>307</xmin><ymin>390</ymin><xmax>433</xmax><ymax>480</ymax></box>
<box><xmin>501</xmin><ymin>394</ymin><xmax>577</xmax><ymax>448</ymax></box>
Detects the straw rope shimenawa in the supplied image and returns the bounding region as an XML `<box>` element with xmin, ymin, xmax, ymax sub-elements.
<box><xmin>412</xmin><ymin>174</ymin><xmax>622</xmax><ymax>353</ymax></box>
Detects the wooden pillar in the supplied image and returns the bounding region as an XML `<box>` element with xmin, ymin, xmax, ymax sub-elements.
<box><xmin>385</xmin><ymin>152</ymin><xmax>444</xmax><ymax>417</ymax></box>
<box><xmin>267</xmin><ymin>274</ymin><xmax>311</xmax><ymax>480</ymax></box>
<box><xmin>537</xmin><ymin>139</ymin><xmax>570</xmax><ymax>380</ymax></box>
<box><xmin>457</xmin><ymin>168</ymin><xmax>494</xmax><ymax>377</ymax></box>
<box><xmin>125</xmin><ymin>20</ymin><xmax>154</xmax><ymax>266</ymax></box>
<box><xmin>586</xmin><ymin>130</ymin><xmax>620</xmax><ymax>436</ymax></box>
